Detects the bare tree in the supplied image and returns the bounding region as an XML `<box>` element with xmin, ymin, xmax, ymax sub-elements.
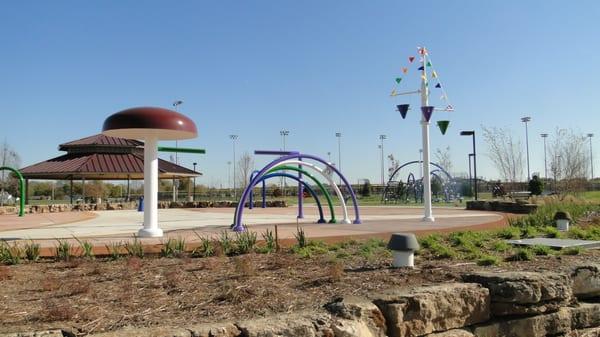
<box><xmin>434</xmin><ymin>146</ymin><xmax>453</xmax><ymax>174</ymax></box>
<box><xmin>548</xmin><ymin>128</ymin><xmax>588</xmax><ymax>193</ymax></box>
<box><xmin>387</xmin><ymin>154</ymin><xmax>400</xmax><ymax>182</ymax></box>
<box><xmin>482</xmin><ymin>126</ymin><xmax>524</xmax><ymax>183</ymax></box>
<box><xmin>236</xmin><ymin>152</ymin><xmax>254</xmax><ymax>190</ymax></box>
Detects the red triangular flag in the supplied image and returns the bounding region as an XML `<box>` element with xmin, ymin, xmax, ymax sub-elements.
<box><xmin>408</xmin><ymin>56</ymin><xmax>415</xmax><ymax>63</ymax></box>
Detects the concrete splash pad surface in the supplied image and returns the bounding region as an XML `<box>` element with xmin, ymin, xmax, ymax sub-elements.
<box><xmin>0</xmin><ymin>206</ymin><xmax>505</xmax><ymax>247</ymax></box>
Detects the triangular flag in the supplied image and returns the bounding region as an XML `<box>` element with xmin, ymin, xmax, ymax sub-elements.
<box><xmin>446</xmin><ymin>105</ymin><xmax>454</xmax><ymax>111</ymax></box>
<box><xmin>395</xmin><ymin>78</ymin><xmax>402</xmax><ymax>84</ymax></box>
<box><xmin>426</xmin><ymin>61</ymin><xmax>431</xmax><ymax>67</ymax></box>
<box><xmin>397</xmin><ymin>104</ymin><xmax>410</xmax><ymax>119</ymax></box>
<box><xmin>421</xmin><ymin>75</ymin><xmax>426</xmax><ymax>80</ymax></box>
<box><xmin>390</xmin><ymin>89</ymin><xmax>397</xmax><ymax>96</ymax></box>
<box><xmin>437</xmin><ymin>120</ymin><xmax>450</xmax><ymax>135</ymax></box>
<box><xmin>431</xmin><ymin>71</ymin><xmax>438</xmax><ymax>78</ymax></box>
<box><xmin>408</xmin><ymin>56</ymin><xmax>415</xmax><ymax>63</ymax></box>
<box><xmin>402</xmin><ymin>67</ymin><xmax>408</xmax><ymax>74</ymax></box>
<box><xmin>419</xmin><ymin>47</ymin><xmax>427</xmax><ymax>55</ymax></box>
<box><xmin>421</xmin><ymin>106</ymin><xmax>434</xmax><ymax>122</ymax></box>
<box><xmin>435</xmin><ymin>83</ymin><xmax>441</xmax><ymax>88</ymax></box>
<box><xmin>418</xmin><ymin>66</ymin><xmax>424</xmax><ymax>71</ymax></box>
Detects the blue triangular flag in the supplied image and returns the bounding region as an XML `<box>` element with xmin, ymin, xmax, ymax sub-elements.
<box><xmin>435</xmin><ymin>83</ymin><xmax>441</xmax><ymax>88</ymax></box>
<box><xmin>417</xmin><ymin>66</ymin><xmax>424</xmax><ymax>71</ymax></box>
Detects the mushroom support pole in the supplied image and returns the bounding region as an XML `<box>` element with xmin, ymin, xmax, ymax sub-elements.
<box><xmin>139</xmin><ymin>137</ymin><xmax>163</xmax><ymax>237</ymax></box>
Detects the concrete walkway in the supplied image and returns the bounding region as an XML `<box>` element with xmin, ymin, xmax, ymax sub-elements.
<box><xmin>0</xmin><ymin>206</ymin><xmax>504</xmax><ymax>248</ymax></box>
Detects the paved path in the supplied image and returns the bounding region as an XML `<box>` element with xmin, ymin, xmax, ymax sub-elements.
<box><xmin>0</xmin><ymin>206</ymin><xmax>505</xmax><ymax>249</ymax></box>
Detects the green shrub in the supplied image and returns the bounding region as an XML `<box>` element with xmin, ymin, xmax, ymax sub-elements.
<box><xmin>542</xmin><ymin>226</ymin><xmax>562</xmax><ymax>238</ymax></box>
<box><xmin>477</xmin><ymin>255</ymin><xmax>500</xmax><ymax>266</ymax></box>
<box><xmin>520</xmin><ymin>226</ymin><xmax>538</xmax><ymax>238</ymax></box>
<box><xmin>0</xmin><ymin>242</ymin><xmax>22</xmax><ymax>265</ymax></box>
<box><xmin>235</xmin><ymin>231</ymin><xmax>257</xmax><ymax>254</ymax></box>
<box><xmin>105</xmin><ymin>242</ymin><xmax>123</xmax><ymax>260</ymax></box>
<box><xmin>55</xmin><ymin>239</ymin><xmax>72</xmax><ymax>261</ymax></box>
<box><xmin>218</xmin><ymin>231</ymin><xmax>234</xmax><ymax>256</ymax></box>
<box><xmin>568</xmin><ymin>227</ymin><xmax>590</xmax><ymax>240</ymax></box>
<box><xmin>508</xmin><ymin>248</ymin><xmax>534</xmax><ymax>261</ymax></box>
<box><xmin>292</xmin><ymin>240</ymin><xmax>328</xmax><ymax>258</ymax></box>
<box><xmin>161</xmin><ymin>237</ymin><xmax>186</xmax><ymax>258</ymax></box>
<box><xmin>561</xmin><ymin>246</ymin><xmax>582</xmax><ymax>255</ymax></box>
<box><xmin>428</xmin><ymin>242</ymin><xmax>457</xmax><ymax>259</ymax></box>
<box><xmin>294</xmin><ymin>227</ymin><xmax>307</xmax><ymax>248</ymax></box>
<box><xmin>192</xmin><ymin>235</ymin><xmax>215</xmax><ymax>258</ymax></box>
<box><xmin>260</xmin><ymin>229</ymin><xmax>276</xmax><ymax>253</ymax></box>
<box><xmin>491</xmin><ymin>240</ymin><xmax>512</xmax><ymax>252</ymax></box>
<box><xmin>531</xmin><ymin>245</ymin><xmax>552</xmax><ymax>256</ymax></box>
<box><xmin>419</xmin><ymin>234</ymin><xmax>442</xmax><ymax>248</ymax></box>
<box><xmin>124</xmin><ymin>236</ymin><xmax>144</xmax><ymax>258</ymax></box>
<box><xmin>74</xmin><ymin>237</ymin><xmax>94</xmax><ymax>259</ymax></box>
<box><xmin>496</xmin><ymin>227</ymin><xmax>521</xmax><ymax>239</ymax></box>
<box><xmin>24</xmin><ymin>241</ymin><xmax>40</xmax><ymax>261</ymax></box>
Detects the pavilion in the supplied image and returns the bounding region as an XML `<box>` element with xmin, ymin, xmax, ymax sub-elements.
<box><xmin>19</xmin><ymin>134</ymin><xmax>201</xmax><ymax>203</ymax></box>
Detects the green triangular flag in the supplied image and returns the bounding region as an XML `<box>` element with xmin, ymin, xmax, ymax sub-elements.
<box><xmin>437</xmin><ymin>120</ymin><xmax>450</xmax><ymax>135</ymax></box>
<box><xmin>395</xmin><ymin>78</ymin><xmax>402</xmax><ymax>84</ymax></box>
<box><xmin>426</xmin><ymin>61</ymin><xmax>432</xmax><ymax>67</ymax></box>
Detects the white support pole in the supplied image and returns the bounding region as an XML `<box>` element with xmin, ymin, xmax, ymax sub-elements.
<box><xmin>139</xmin><ymin>137</ymin><xmax>163</xmax><ymax>237</ymax></box>
<box><xmin>420</xmin><ymin>49</ymin><xmax>434</xmax><ymax>222</ymax></box>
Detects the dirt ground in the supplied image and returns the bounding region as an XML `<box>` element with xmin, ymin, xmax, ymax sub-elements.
<box><xmin>1</xmin><ymin>247</ymin><xmax>598</xmax><ymax>336</ymax></box>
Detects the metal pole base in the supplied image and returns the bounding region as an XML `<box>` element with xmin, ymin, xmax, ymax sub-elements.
<box><xmin>138</xmin><ymin>227</ymin><xmax>164</xmax><ymax>238</ymax></box>
<box><xmin>422</xmin><ymin>216</ymin><xmax>435</xmax><ymax>222</ymax></box>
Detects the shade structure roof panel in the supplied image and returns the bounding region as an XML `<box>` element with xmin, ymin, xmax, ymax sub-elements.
<box><xmin>59</xmin><ymin>134</ymin><xmax>143</xmax><ymax>149</ymax></box>
<box><xmin>20</xmin><ymin>152</ymin><xmax>200</xmax><ymax>180</ymax></box>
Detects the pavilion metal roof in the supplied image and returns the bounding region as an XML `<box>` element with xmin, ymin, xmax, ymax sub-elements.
<box><xmin>20</xmin><ymin>134</ymin><xmax>201</xmax><ymax>180</ymax></box>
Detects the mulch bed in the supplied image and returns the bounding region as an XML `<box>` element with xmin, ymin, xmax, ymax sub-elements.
<box><xmin>0</xmin><ymin>248</ymin><xmax>598</xmax><ymax>336</ymax></box>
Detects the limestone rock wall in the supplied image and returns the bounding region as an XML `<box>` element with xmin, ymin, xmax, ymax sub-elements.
<box><xmin>2</xmin><ymin>267</ymin><xmax>599</xmax><ymax>337</ymax></box>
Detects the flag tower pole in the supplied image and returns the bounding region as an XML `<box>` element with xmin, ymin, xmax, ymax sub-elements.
<box><xmin>420</xmin><ymin>47</ymin><xmax>434</xmax><ymax>222</ymax></box>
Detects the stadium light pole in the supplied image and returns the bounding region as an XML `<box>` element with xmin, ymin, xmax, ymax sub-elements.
<box><xmin>521</xmin><ymin>116</ymin><xmax>532</xmax><ymax>181</ymax></box>
<box><xmin>172</xmin><ymin>100</ymin><xmax>183</xmax><ymax>202</ymax></box>
<box><xmin>336</xmin><ymin>132</ymin><xmax>342</xmax><ymax>185</ymax></box>
<box><xmin>229</xmin><ymin>135</ymin><xmax>238</xmax><ymax>199</ymax></box>
<box><xmin>460</xmin><ymin>131</ymin><xmax>477</xmax><ymax>200</ymax></box>
<box><xmin>588</xmin><ymin>133</ymin><xmax>594</xmax><ymax>179</ymax></box>
<box><xmin>379</xmin><ymin>135</ymin><xmax>387</xmax><ymax>187</ymax></box>
<box><xmin>541</xmin><ymin>133</ymin><xmax>549</xmax><ymax>179</ymax></box>
<box><xmin>280</xmin><ymin>130</ymin><xmax>289</xmax><ymax>195</ymax></box>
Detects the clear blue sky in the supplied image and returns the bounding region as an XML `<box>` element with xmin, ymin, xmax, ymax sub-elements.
<box><xmin>1</xmin><ymin>1</ymin><xmax>599</xmax><ymax>186</ymax></box>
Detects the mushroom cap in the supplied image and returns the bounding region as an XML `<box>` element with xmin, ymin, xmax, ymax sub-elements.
<box><xmin>102</xmin><ymin>107</ymin><xmax>197</xmax><ymax>140</ymax></box>
<box><xmin>387</xmin><ymin>233</ymin><xmax>420</xmax><ymax>251</ymax></box>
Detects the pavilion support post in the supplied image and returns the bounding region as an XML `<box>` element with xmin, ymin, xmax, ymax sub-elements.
<box><xmin>24</xmin><ymin>179</ymin><xmax>29</xmax><ymax>205</ymax></box>
<box><xmin>126</xmin><ymin>176</ymin><xmax>131</xmax><ymax>202</ymax></box>
<box><xmin>82</xmin><ymin>177</ymin><xmax>85</xmax><ymax>204</ymax></box>
<box><xmin>139</xmin><ymin>137</ymin><xmax>162</xmax><ymax>237</ymax></box>
<box><xmin>70</xmin><ymin>177</ymin><xmax>73</xmax><ymax>204</ymax></box>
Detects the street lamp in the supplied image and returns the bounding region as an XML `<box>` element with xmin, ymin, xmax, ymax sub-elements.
<box><xmin>229</xmin><ymin>135</ymin><xmax>238</xmax><ymax>199</ymax></box>
<box><xmin>588</xmin><ymin>133</ymin><xmax>594</xmax><ymax>179</ymax></box>
<box><xmin>172</xmin><ymin>100</ymin><xmax>184</xmax><ymax>202</ymax></box>
<box><xmin>193</xmin><ymin>162</ymin><xmax>197</xmax><ymax>201</ymax></box>
<box><xmin>280</xmin><ymin>130</ymin><xmax>290</xmax><ymax>195</ymax></box>
<box><xmin>521</xmin><ymin>116</ymin><xmax>532</xmax><ymax>181</ymax></box>
<box><xmin>227</xmin><ymin>161</ymin><xmax>232</xmax><ymax>194</ymax></box>
<box><xmin>541</xmin><ymin>133</ymin><xmax>549</xmax><ymax>179</ymax></box>
<box><xmin>460</xmin><ymin>131</ymin><xmax>477</xmax><ymax>200</ymax></box>
<box><xmin>379</xmin><ymin>135</ymin><xmax>387</xmax><ymax>187</ymax></box>
<box><xmin>336</xmin><ymin>132</ymin><xmax>342</xmax><ymax>185</ymax></box>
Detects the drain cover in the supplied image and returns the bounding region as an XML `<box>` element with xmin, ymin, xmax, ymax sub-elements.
<box><xmin>507</xmin><ymin>238</ymin><xmax>600</xmax><ymax>249</ymax></box>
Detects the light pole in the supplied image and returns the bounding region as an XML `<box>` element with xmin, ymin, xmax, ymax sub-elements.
<box><xmin>460</xmin><ymin>131</ymin><xmax>477</xmax><ymax>200</ymax></box>
<box><xmin>193</xmin><ymin>162</ymin><xmax>197</xmax><ymax>201</ymax></box>
<box><xmin>229</xmin><ymin>135</ymin><xmax>238</xmax><ymax>199</ymax></box>
<box><xmin>521</xmin><ymin>116</ymin><xmax>532</xmax><ymax>181</ymax></box>
<box><xmin>588</xmin><ymin>133</ymin><xmax>594</xmax><ymax>179</ymax></box>
<box><xmin>280</xmin><ymin>130</ymin><xmax>289</xmax><ymax>195</ymax></box>
<box><xmin>541</xmin><ymin>133</ymin><xmax>549</xmax><ymax>179</ymax></box>
<box><xmin>336</xmin><ymin>132</ymin><xmax>342</xmax><ymax>185</ymax></box>
<box><xmin>379</xmin><ymin>135</ymin><xmax>387</xmax><ymax>187</ymax></box>
<box><xmin>227</xmin><ymin>161</ymin><xmax>232</xmax><ymax>195</ymax></box>
<box><xmin>172</xmin><ymin>100</ymin><xmax>183</xmax><ymax>202</ymax></box>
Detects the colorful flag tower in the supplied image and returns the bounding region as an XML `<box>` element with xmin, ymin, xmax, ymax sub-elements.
<box><xmin>390</xmin><ymin>46</ymin><xmax>454</xmax><ymax>222</ymax></box>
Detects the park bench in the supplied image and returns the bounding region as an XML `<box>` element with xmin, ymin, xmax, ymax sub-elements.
<box><xmin>509</xmin><ymin>191</ymin><xmax>531</xmax><ymax>200</ymax></box>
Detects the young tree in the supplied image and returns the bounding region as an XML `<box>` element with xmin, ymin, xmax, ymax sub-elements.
<box><xmin>548</xmin><ymin>128</ymin><xmax>588</xmax><ymax>193</ymax></box>
<box><xmin>387</xmin><ymin>154</ymin><xmax>400</xmax><ymax>182</ymax></box>
<box><xmin>434</xmin><ymin>146</ymin><xmax>453</xmax><ymax>174</ymax></box>
<box><xmin>0</xmin><ymin>141</ymin><xmax>22</xmax><ymax>205</ymax></box>
<box><xmin>236</xmin><ymin>152</ymin><xmax>254</xmax><ymax>190</ymax></box>
<box><xmin>482</xmin><ymin>126</ymin><xmax>524</xmax><ymax>184</ymax></box>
